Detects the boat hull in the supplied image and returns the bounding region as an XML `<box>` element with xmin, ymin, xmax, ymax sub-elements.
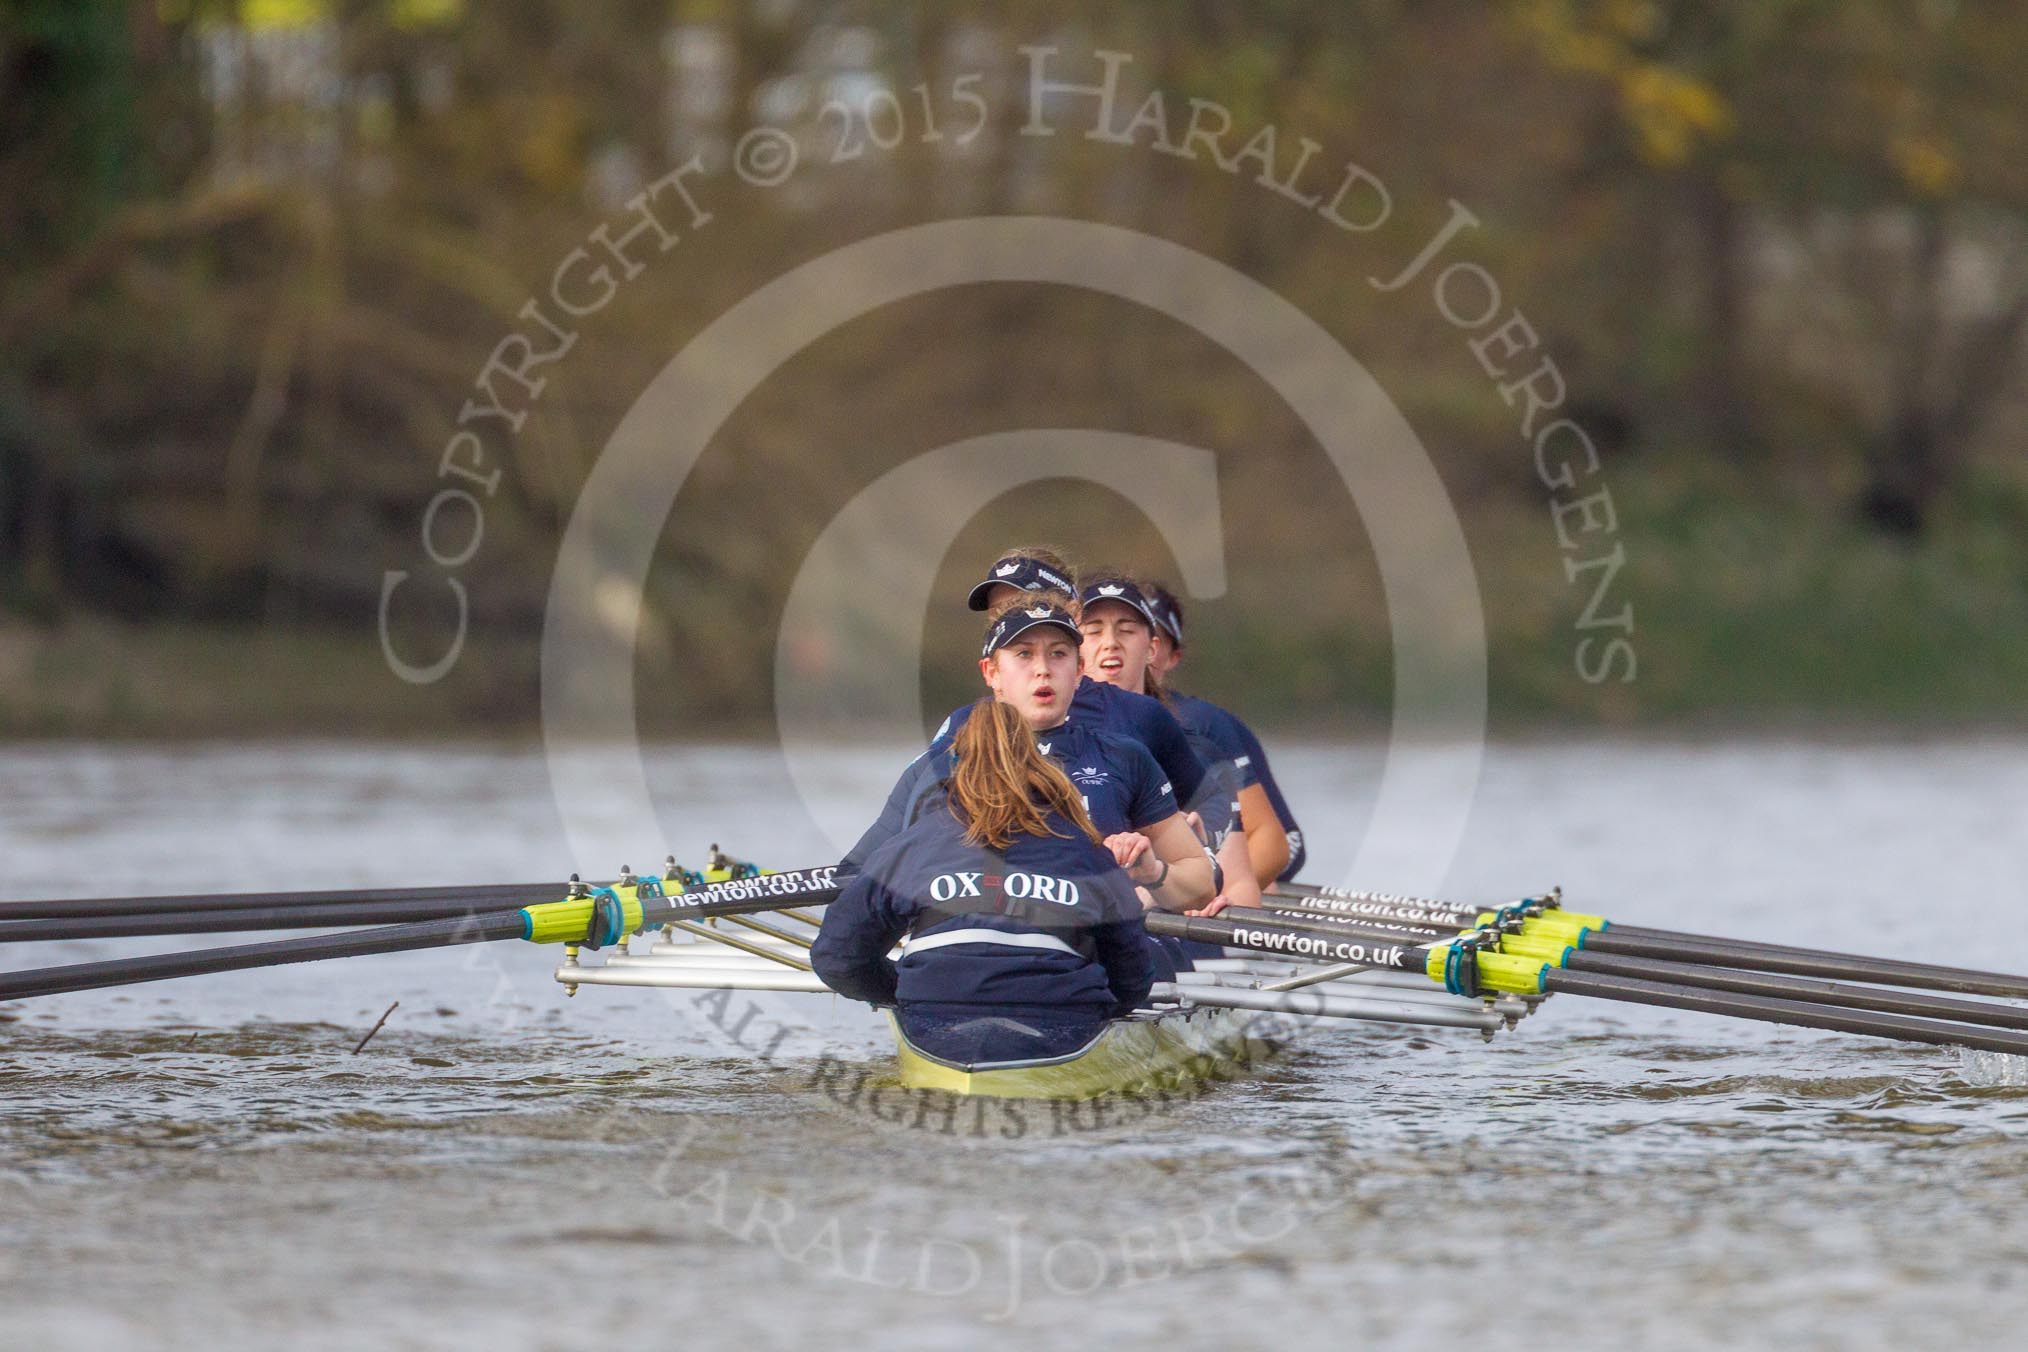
<box><xmin>890</xmin><ymin>1005</ymin><xmax>1275</xmax><ymax>1099</ymax></box>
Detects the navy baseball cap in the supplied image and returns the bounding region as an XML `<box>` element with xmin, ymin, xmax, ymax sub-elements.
<box><xmin>1143</xmin><ymin>586</ymin><xmax>1184</xmax><ymax>644</ymax></box>
<box><xmin>966</xmin><ymin>553</ymin><xmax>1078</xmax><ymax>611</ymax></box>
<box><xmin>981</xmin><ymin>599</ymin><xmax>1081</xmax><ymax>658</ymax></box>
<box><xmin>1077</xmin><ymin>576</ymin><xmax>1161</xmax><ymax>632</ymax></box>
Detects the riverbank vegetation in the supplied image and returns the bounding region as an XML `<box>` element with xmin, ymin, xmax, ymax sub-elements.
<box><xmin>4</xmin><ymin>2</ymin><xmax>2025</xmax><ymax>736</ymax></box>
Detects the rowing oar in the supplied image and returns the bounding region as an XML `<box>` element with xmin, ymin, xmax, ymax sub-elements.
<box><xmin>1230</xmin><ymin>902</ymin><xmax>2028</xmax><ymax>1035</ymax></box>
<box><xmin>0</xmin><ymin>900</ymin><xmax>547</xmax><ymax>943</ymax></box>
<box><xmin>1265</xmin><ymin>883</ymin><xmax>2028</xmax><ymax>1001</ymax></box>
<box><xmin>0</xmin><ymin>853</ymin><xmax>771</xmax><ymax>942</ymax></box>
<box><xmin>0</xmin><ymin>866</ymin><xmax>841</xmax><ymax>1003</ymax></box>
<box><xmin>0</xmin><ymin>881</ymin><xmax>566</xmax><ymax>922</ymax></box>
<box><xmin>1273</xmin><ymin>880</ymin><xmax>2004</xmax><ymax>975</ymax></box>
<box><xmin>1147</xmin><ymin>910</ymin><xmax>2028</xmax><ymax>1057</ymax></box>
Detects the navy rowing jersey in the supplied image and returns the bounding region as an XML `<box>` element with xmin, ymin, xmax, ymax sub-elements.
<box><xmin>839</xmin><ymin>721</ymin><xmax>1176</xmax><ymax>878</ymax></box>
<box><xmin>1166</xmin><ymin>693</ymin><xmax>1257</xmax><ymax>790</ymax></box>
<box><xmin>811</xmin><ymin>808</ymin><xmax>1155</xmax><ymax>1065</ymax></box>
<box><xmin>1171</xmin><ymin>690</ymin><xmax>1306</xmax><ymax>880</ymax></box>
<box><xmin>930</xmin><ymin>677</ymin><xmax>1207</xmax><ymax>808</ymax></box>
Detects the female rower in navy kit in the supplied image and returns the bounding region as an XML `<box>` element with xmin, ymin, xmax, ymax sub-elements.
<box><xmin>934</xmin><ymin>547</ymin><xmax>1210</xmax><ymax>811</ymax></box>
<box><xmin>842</xmin><ymin>591</ymin><xmax>1215</xmax><ymax>915</ymax></box>
<box><xmin>1142</xmin><ymin>581</ymin><xmax>1306</xmax><ymax>884</ymax></box>
<box><xmin>812</xmin><ymin>699</ymin><xmax>1154</xmax><ymax>1068</ymax></box>
<box><xmin>1075</xmin><ymin>573</ymin><xmax>1262</xmax><ymax>915</ymax></box>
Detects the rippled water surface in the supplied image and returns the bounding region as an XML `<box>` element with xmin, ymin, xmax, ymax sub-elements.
<box><xmin>4</xmin><ymin>738</ymin><xmax>2027</xmax><ymax>1351</ymax></box>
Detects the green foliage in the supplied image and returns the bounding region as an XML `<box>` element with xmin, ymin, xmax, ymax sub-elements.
<box><xmin>2</xmin><ymin>1</ymin><xmax>2026</xmax><ymax>733</ymax></box>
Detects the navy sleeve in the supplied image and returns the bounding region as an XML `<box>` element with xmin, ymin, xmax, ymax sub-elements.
<box><xmin>1115</xmin><ymin>738</ymin><xmax>1179</xmax><ymax>832</ymax></box>
<box><xmin>839</xmin><ymin>752</ymin><xmax>947</xmax><ymax>878</ymax></box>
<box><xmin>1201</xmin><ymin>705</ymin><xmax>1260</xmax><ymax>789</ymax></box>
<box><xmin>1134</xmin><ymin>698</ymin><xmax>1207</xmax><ymax>806</ymax></box>
<box><xmin>809</xmin><ymin>866</ymin><xmax>912</xmax><ymax>1005</ymax></box>
<box><xmin>1090</xmin><ymin>916</ymin><xmax>1155</xmax><ymax>1016</ymax></box>
<box><xmin>924</xmin><ymin>701</ymin><xmax>972</xmax><ymax>756</ymax></box>
<box><xmin>1230</xmin><ymin>718</ymin><xmax>1296</xmax><ymax>831</ymax></box>
<box><xmin>1228</xmin><ymin>717</ymin><xmax>1305</xmax><ymax>879</ymax></box>
<box><xmin>1080</xmin><ymin>859</ymin><xmax>1154</xmax><ymax>1014</ymax></box>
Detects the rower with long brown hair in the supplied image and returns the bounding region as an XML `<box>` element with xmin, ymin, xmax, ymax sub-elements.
<box><xmin>930</xmin><ymin>547</ymin><xmax>1211</xmax><ymax>811</ymax></box>
<box><xmin>811</xmin><ymin>698</ymin><xmax>1155</xmax><ymax>1069</ymax></box>
<box><xmin>842</xmin><ymin>591</ymin><xmax>1216</xmax><ymax>913</ymax></box>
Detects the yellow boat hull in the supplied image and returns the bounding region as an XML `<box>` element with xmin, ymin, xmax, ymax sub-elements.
<box><xmin>890</xmin><ymin>1006</ymin><xmax>1277</xmax><ymax>1099</ymax></box>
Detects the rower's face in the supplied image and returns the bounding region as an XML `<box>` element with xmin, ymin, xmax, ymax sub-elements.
<box><xmin>1080</xmin><ymin>601</ymin><xmax>1152</xmax><ymax>690</ymax></box>
<box><xmin>981</xmin><ymin>582</ymin><xmax>1027</xmax><ymax>611</ymax></box>
<box><xmin>980</xmin><ymin>629</ymin><xmax>1082</xmax><ymax>729</ymax></box>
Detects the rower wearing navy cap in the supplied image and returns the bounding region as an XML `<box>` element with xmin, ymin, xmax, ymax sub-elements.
<box><xmin>812</xmin><ymin>698</ymin><xmax>1155</xmax><ymax>1069</ymax></box>
<box><xmin>1076</xmin><ymin>570</ymin><xmax>1263</xmax><ymax>924</ymax></box>
<box><xmin>964</xmin><ymin>544</ymin><xmax>1079</xmax><ymax>612</ymax></box>
<box><xmin>933</xmin><ymin>549</ymin><xmax>1209</xmax><ymax>809</ymax></box>
<box><xmin>842</xmin><ymin>592</ymin><xmax>1216</xmax><ymax>919</ymax></box>
<box><xmin>1143</xmin><ymin>580</ymin><xmax>1306</xmax><ymax>887</ymax></box>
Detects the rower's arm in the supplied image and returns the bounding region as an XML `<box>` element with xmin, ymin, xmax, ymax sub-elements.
<box><xmin>1137</xmin><ymin>812</ymin><xmax>1217</xmax><ymax>912</ymax></box>
<box><xmin>1237</xmin><ymin>783</ymin><xmax>1289</xmax><ymax>887</ymax></box>
<box><xmin>1216</xmin><ymin>826</ymin><xmax>1262</xmax><ymax>908</ymax></box>
<box><xmin>839</xmin><ymin>754</ymin><xmax>942</xmax><ymax>878</ymax></box>
<box><xmin>808</xmin><ymin>873</ymin><xmax>905</xmax><ymax>1005</ymax></box>
<box><xmin>1090</xmin><ymin>914</ymin><xmax>1156</xmax><ymax>1016</ymax></box>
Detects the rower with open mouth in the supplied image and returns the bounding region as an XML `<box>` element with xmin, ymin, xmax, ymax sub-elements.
<box><xmin>1141</xmin><ymin>580</ymin><xmax>1306</xmax><ymax>888</ymax></box>
<box><xmin>1075</xmin><ymin>572</ymin><xmax>1264</xmax><ymax>936</ymax></box>
<box><xmin>935</xmin><ymin>546</ymin><xmax>1211</xmax><ymax>813</ymax></box>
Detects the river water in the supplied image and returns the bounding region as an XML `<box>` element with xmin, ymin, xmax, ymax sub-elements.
<box><xmin>3</xmin><ymin>737</ymin><xmax>2027</xmax><ymax>1351</ymax></box>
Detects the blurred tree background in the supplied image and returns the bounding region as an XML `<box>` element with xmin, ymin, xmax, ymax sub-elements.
<box><xmin>2</xmin><ymin>0</ymin><xmax>2024</xmax><ymax>735</ymax></box>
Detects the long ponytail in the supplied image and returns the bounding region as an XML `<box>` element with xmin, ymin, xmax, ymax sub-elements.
<box><xmin>947</xmin><ymin>699</ymin><xmax>1102</xmax><ymax>849</ymax></box>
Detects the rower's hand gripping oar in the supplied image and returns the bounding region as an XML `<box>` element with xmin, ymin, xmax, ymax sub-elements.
<box><xmin>0</xmin><ymin>863</ymin><xmax>841</xmax><ymax>1004</ymax></box>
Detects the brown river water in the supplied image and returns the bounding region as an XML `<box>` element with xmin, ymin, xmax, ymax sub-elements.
<box><xmin>3</xmin><ymin>738</ymin><xmax>2027</xmax><ymax>1351</ymax></box>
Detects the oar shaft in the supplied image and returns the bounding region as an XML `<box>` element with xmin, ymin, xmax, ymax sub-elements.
<box><xmin>1146</xmin><ymin>912</ymin><xmax>1423</xmax><ymax>973</ymax></box>
<box><xmin>0</xmin><ymin>901</ymin><xmax>530</xmax><ymax>943</ymax></box>
<box><xmin>1585</xmin><ymin>931</ymin><xmax>2028</xmax><ymax>1000</ymax></box>
<box><xmin>1251</xmin><ymin>904</ymin><xmax>1472</xmax><ymax>946</ymax></box>
<box><xmin>1274</xmin><ymin>889</ymin><xmax>2028</xmax><ymax>1001</ymax></box>
<box><xmin>0</xmin><ymin>882</ymin><xmax>564</xmax><ymax>921</ymax></box>
<box><xmin>1564</xmin><ymin>950</ymin><xmax>2028</xmax><ymax>1032</ymax></box>
<box><xmin>0</xmin><ymin>868</ymin><xmax>843</xmax><ymax>1004</ymax></box>
<box><xmin>1263</xmin><ymin>891</ymin><xmax>1476</xmax><ymax>928</ymax></box>
<box><xmin>1273</xmin><ymin>881</ymin><xmax>1464</xmax><ymax>912</ymax></box>
<box><xmin>1205</xmin><ymin>905</ymin><xmax>1454</xmax><ymax>948</ymax></box>
<box><xmin>0</xmin><ymin>912</ymin><xmax>527</xmax><ymax>1002</ymax></box>
<box><xmin>1545</xmin><ymin>968</ymin><xmax>2028</xmax><ymax>1057</ymax></box>
<box><xmin>1597</xmin><ymin>923</ymin><xmax>2028</xmax><ymax>991</ymax></box>
<box><xmin>1264</xmin><ymin>905</ymin><xmax>2028</xmax><ymax>1029</ymax></box>
<box><xmin>1164</xmin><ymin>911</ymin><xmax>2028</xmax><ymax>1055</ymax></box>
